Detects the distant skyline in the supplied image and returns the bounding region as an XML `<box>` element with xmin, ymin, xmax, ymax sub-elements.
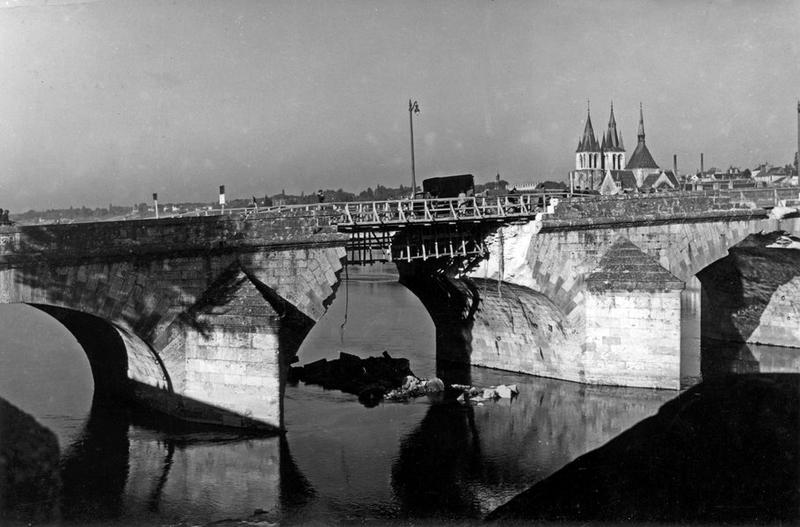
<box><xmin>2</xmin><ymin>0</ymin><xmax>799</xmax><ymax>211</ymax></box>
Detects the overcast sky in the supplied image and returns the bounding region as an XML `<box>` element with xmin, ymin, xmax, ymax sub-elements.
<box><xmin>2</xmin><ymin>0</ymin><xmax>799</xmax><ymax>211</ymax></box>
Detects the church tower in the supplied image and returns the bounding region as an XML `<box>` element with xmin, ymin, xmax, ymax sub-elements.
<box><xmin>601</xmin><ymin>103</ymin><xmax>625</xmax><ymax>170</ymax></box>
<box><xmin>575</xmin><ymin>102</ymin><xmax>600</xmax><ymax>170</ymax></box>
<box><xmin>625</xmin><ymin>103</ymin><xmax>659</xmax><ymax>186</ymax></box>
<box><xmin>569</xmin><ymin>102</ymin><xmax>605</xmax><ymax>191</ymax></box>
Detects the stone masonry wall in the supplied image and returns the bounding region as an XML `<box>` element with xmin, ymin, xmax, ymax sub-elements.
<box><xmin>469</xmin><ymin>214</ymin><xmax>797</xmax><ymax>330</ymax></box>
<box><xmin>749</xmin><ymin>277</ymin><xmax>800</xmax><ymax>348</ymax></box>
<box><xmin>178</xmin><ymin>263</ymin><xmax>287</xmax><ymax>428</ymax></box>
<box><xmin>468</xmin><ymin>279</ymin><xmax>584</xmax><ymax>383</ymax></box>
<box><xmin>584</xmin><ymin>290</ymin><xmax>682</xmax><ymax>389</ymax></box>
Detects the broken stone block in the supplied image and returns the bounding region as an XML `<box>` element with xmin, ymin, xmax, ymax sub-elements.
<box><xmin>425</xmin><ymin>378</ymin><xmax>445</xmax><ymax>392</ymax></box>
<box><xmin>495</xmin><ymin>385</ymin><xmax>512</xmax><ymax>398</ymax></box>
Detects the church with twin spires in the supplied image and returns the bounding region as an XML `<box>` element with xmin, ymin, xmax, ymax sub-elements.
<box><xmin>569</xmin><ymin>102</ymin><xmax>678</xmax><ymax>194</ymax></box>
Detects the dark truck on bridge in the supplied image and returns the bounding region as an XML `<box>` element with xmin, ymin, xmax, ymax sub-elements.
<box><xmin>420</xmin><ymin>174</ymin><xmax>475</xmax><ymax>199</ymax></box>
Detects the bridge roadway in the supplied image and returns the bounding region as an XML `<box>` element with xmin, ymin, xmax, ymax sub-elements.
<box><xmin>0</xmin><ymin>187</ymin><xmax>798</xmax><ymax>431</ymax></box>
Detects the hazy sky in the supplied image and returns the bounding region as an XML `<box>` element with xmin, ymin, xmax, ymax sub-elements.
<box><xmin>2</xmin><ymin>0</ymin><xmax>799</xmax><ymax>211</ymax></box>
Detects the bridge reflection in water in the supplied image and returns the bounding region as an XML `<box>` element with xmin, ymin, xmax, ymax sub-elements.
<box><xmin>58</xmin><ymin>398</ymin><xmax>313</xmax><ymax>524</ymax></box>
<box><xmin>47</xmin><ymin>368</ymin><xmax>672</xmax><ymax>524</ymax></box>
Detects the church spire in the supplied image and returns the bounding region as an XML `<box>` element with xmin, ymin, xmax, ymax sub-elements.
<box><xmin>576</xmin><ymin>101</ymin><xmax>599</xmax><ymax>152</ymax></box>
<box><xmin>574</xmin><ymin>100</ymin><xmax>601</xmax><ymax>171</ymax></box>
<box><xmin>601</xmin><ymin>102</ymin><xmax>625</xmax><ymax>170</ymax></box>
<box><xmin>625</xmin><ymin>103</ymin><xmax>659</xmax><ymax>170</ymax></box>
<box><xmin>602</xmin><ymin>102</ymin><xmax>623</xmax><ymax>152</ymax></box>
<box><xmin>637</xmin><ymin>102</ymin><xmax>646</xmax><ymax>143</ymax></box>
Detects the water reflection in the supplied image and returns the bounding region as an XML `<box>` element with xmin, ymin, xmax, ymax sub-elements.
<box><xmin>487</xmin><ymin>373</ymin><xmax>800</xmax><ymax>524</ymax></box>
<box><xmin>390</xmin><ymin>375</ymin><xmax>673</xmax><ymax>519</ymax></box>
<box><xmin>60</xmin><ymin>399</ymin><xmax>130</xmax><ymax>522</ymax></box>
<box><xmin>680</xmin><ymin>276</ymin><xmax>702</xmax><ymax>387</ymax></box>
<box><xmin>58</xmin><ymin>396</ymin><xmax>310</xmax><ymax>525</ymax></box>
<box><xmin>702</xmin><ymin>339</ymin><xmax>800</xmax><ymax>379</ymax></box>
<box><xmin>393</xmin><ymin>402</ymin><xmax>483</xmax><ymax>519</ymax></box>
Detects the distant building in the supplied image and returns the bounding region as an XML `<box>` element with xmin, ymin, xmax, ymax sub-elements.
<box><xmin>570</xmin><ymin>102</ymin><xmax>678</xmax><ymax>195</ymax></box>
<box><xmin>753</xmin><ymin>164</ymin><xmax>797</xmax><ymax>186</ymax></box>
<box><xmin>569</xmin><ymin>103</ymin><xmax>622</xmax><ymax>192</ymax></box>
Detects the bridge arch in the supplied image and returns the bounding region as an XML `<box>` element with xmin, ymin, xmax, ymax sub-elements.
<box><xmin>27</xmin><ymin>304</ymin><xmax>168</xmax><ymax>401</ymax></box>
<box><xmin>627</xmin><ymin>216</ymin><xmax>792</xmax><ymax>282</ymax></box>
<box><xmin>397</xmin><ymin>258</ymin><xmax>583</xmax><ymax>385</ymax></box>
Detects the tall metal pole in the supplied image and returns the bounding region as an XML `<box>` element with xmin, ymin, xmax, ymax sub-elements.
<box><xmin>409</xmin><ymin>99</ymin><xmax>419</xmax><ymax>196</ymax></box>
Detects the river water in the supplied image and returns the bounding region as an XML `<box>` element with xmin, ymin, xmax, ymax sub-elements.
<box><xmin>0</xmin><ymin>266</ymin><xmax>793</xmax><ymax>525</ymax></box>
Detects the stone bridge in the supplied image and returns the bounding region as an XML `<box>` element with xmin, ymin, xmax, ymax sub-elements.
<box><xmin>0</xmin><ymin>212</ymin><xmax>348</xmax><ymax>432</ymax></box>
<box><xmin>1</xmin><ymin>189</ymin><xmax>798</xmax><ymax>430</ymax></box>
<box><xmin>395</xmin><ymin>191</ymin><xmax>800</xmax><ymax>391</ymax></box>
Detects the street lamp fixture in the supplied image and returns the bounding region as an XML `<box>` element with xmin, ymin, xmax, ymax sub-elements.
<box><xmin>409</xmin><ymin>99</ymin><xmax>420</xmax><ymax>197</ymax></box>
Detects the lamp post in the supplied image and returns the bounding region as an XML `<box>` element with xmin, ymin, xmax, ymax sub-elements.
<box><xmin>408</xmin><ymin>99</ymin><xmax>419</xmax><ymax>196</ymax></box>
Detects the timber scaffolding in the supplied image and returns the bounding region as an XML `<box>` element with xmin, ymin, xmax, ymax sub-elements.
<box><xmin>338</xmin><ymin>192</ymin><xmax>566</xmax><ymax>263</ymax></box>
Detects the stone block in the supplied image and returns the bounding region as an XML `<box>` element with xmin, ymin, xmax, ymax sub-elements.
<box><xmin>187</xmin><ymin>358</ymin><xmax>247</xmax><ymax>376</ymax></box>
<box><xmin>222</xmin><ymin>373</ymin><xmax>243</xmax><ymax>386</ymax></box>
<box><xmin>252</xmin><ymin>332</ymin><xmax>279</xmax><ymax>350</ymax></box>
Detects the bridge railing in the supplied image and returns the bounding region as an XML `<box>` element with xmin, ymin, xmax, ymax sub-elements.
<box><xmin>165</xmin><ymin>192</ymin><xmax>569</xmax><ymax>229</ymax></box>
<box><xmin>173</xmin><ymin>203</ymin><xmax>344</xmax><ymax>222</ymax></box>
<box><xmin>336</xmin><ymin>192</ymin><xmax>569</xmax><ymax>229</ymax></box>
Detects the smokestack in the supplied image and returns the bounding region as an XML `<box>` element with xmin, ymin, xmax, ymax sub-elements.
<box><xmin>673</xmin><ymin>154</ymin><xmax>677</xmax><ymax>177</ymax></box>
<box><xmin>701</xmin><ymin>153</ymin><xmax>704</xmax><ymax>176</ymax></box>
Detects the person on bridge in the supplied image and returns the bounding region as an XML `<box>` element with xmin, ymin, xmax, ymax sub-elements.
<box><xmin>317</xmin><ymin>190</ymin><xmax>325</xmax><ymax>203</ymax></box>
<box><xmin>457</xmin><ymin>191</ymin><xmax>467</xmax><ymax>215</ymax></box>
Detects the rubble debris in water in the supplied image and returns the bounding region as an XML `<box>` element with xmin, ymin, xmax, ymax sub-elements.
<box><xmin>384</xmin><ymin>375</ymin><xmax>447</xmax><ymax>401</ymax></box>
<box><xmin>386</xmin><ymin>379</ymin><xmax>519</xmax><ymax>404</ymax></box>
<box><xmin>451</xmin><ymin>383</ymin><xmax>518</xmax><ymax>405</ymax></box>
<box><xmin>288</xmin><ymin>351</ymin><xmax>521</xmax><ymax>407</ymax></box>
<box><xmin>287</xmin><ymin>351</ymin><xmax>414</xmax><ymax>407</ymax></box>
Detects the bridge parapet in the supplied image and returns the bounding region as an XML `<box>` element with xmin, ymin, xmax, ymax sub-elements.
<box><xmin>0</xmin><ymin>213</ymin><xmax>347</xmax><ymax>265</ymax></box>
<box><xmin>544</xmin><ymin>189</ymin><xmax>794</xmax><ymax>226</ymax></box>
